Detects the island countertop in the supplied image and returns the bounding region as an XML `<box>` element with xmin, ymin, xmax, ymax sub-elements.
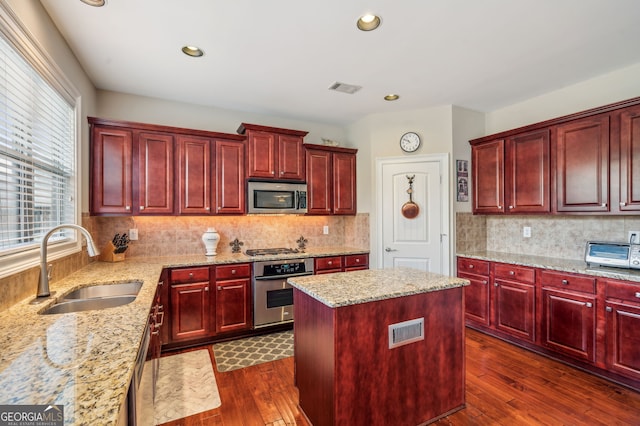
<box><xmin>288</xmin><ymin>267</ymin><xmax>469</xmax><ymax>308</ymax></box>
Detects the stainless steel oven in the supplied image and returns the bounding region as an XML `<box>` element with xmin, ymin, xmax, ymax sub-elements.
<box><xmin>252</xmin><ymin>255</ymin><xmax>314</xmax><ymax>328</ymax></box>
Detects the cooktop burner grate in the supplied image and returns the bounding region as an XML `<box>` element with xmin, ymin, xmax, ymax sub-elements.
<box><xmin>245</xmin><ymin>247</ymin><xmax>300</xmax><ymax>256</ymax></box>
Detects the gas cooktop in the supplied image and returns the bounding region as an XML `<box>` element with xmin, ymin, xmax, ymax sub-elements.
<box><xmin>245</xmin><ymin>247</ymin><xmax>300</xmax><ymax>256</ymax></box>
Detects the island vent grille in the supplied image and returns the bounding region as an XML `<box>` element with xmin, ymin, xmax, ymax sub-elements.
<box><xmin>388</xmin><ymin>317</ymin><xmax>424</xmax><ymax>349</ymax></box>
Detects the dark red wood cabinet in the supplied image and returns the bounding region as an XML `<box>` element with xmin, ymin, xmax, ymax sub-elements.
<box><xmin>472</xmin><ymin>129</ymin><xmax>550</xmax><ymax>214</ymax></box>
<box><xmin>238</xmin><ymin>123</ymin><xmax>308</xmax><ymax>181</ymax></box>
<box><xmin>136</xmin><ymin>131</ymin><xmax>174</xmax><ymax>215</ymax></box>
<box><xmin>169</xmin><ymin>266</ymin><xmax>213</xmax><ymax>342</ymax></box>
<box><xmin>603</xmin><ymin>278</ymin><xmax>640</xmax><ymax>381</ymax></box>
<box><xmin>177</xmin><ymin>135</ymin><xmax>211</xmax><ymax>214</ymax></box>
<box><xmin>618</xmin><ymin>104</ymin><xmax>640</xmax><ymax>211</ymax></box>
<box><xmin>214</xmin><ymin>139</ymin><xmax>245</xmax><ymax>214</ymax></box>
<box><xmin>90</xmin><ymin>125</ymin><xmax>133</xmax><ymax>215</ymax></box>
<box><xmin>540</xmin><ymin>270</ymin><xmax>597</xmax><ymax>363</ymax></box>
<box><xmin>314</xmin><ymin>254</ymin><xmax>368</xmax><ymax>274</ymax></box>
<box><xmin>555</xmin><ymin>114</ymin><xmax>610</xmax><ymax>212</ymax></box>
<box><xmin>214</xmin><ymin>264</ymin><xmax>252</xmax><ymax>333</ymax></box>
<box><xmin>305</xmin><ymin>144</ymin><xmax>357</xmax><ymax>215</ymax></box>
<box><xmin>493</xmin><ymin>263</ymin><xmax>536</xmax><ymax>342</ymax></box>
<box><xmin>457</xmin><ymin>257</ymin><xmax>491</xmax><ymax>326</ymax></box>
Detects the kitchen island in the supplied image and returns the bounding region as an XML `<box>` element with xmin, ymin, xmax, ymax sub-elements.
<box><xmin>288</xmin><ymin>268</ymin><xmax>469</xmax><ymax>426</ymax></box>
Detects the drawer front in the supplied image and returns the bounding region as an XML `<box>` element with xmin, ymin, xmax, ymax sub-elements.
<box><xmin>457</xmin><ymin>257</ymin><xmax>490</xmax><ymax>275</ymax></box>
<box><xmin>605</xmin><ymin>279</ymin><xmax>640</xmax><ymax>302</ymax></box>
<box><xmin>345</xmin><ymin>254</ymin><xmax>368</xmax><ymax>268</ymax></box>
<box><xmin>170</xmin><ymin>267</ymin><xmax>210</xmax><ymax>283</ymax></box>
<box><xmin>315</xmin><ymin>256</ymin><xmax>343</xmax><ymax>271</ymax></box>
<box><xmin>540</xmin><ymin>270</ymin><xmax>596</xmax><ymax>294</ymax></box>
<box><xmin>493</xmin><ymin>263</ymin><xmax>535</xmax><ymax>284</ymax></box>
<box><xmin>216</xmin><ymin>263</ymin><xmax>251</xmax><ymax>280</ymax></box>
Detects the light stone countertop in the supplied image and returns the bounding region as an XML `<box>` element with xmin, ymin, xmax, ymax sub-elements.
<box><xmin>0</xmin><ymin>247</ymin><xmax>368</xmax><ymax>425</ymax></box>
<box><xmin>288</xmin><ymin>267</ymin><xmax>469</xmax><ymax>308</ymax></box>
<box><xmin>456</xmin><ymin>251</ymin><xmax>640</xmax><ymax>283</ymax></box>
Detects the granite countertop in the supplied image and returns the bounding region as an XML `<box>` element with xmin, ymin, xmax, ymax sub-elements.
<box><xmin>288</xmin><ymin>267</ymin><xmax>469</xmax><ymax>308</ymax></box>
<box><xmin>457</xmin><ymin>250</ymin><xmax>640</xmax><ymax>283</ymax></box>
<box><xmin>0</xmin><ymin>246</ymin><xmax>368</xmax><ymax>425</ymax></box>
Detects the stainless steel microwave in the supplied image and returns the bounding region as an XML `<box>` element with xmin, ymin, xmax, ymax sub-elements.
<box><xmin>247</xmin><ymin>181</ymin><xmax>307</xmax><ymax>214</ymax></box>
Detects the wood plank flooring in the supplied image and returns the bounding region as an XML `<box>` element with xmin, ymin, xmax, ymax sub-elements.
<box><xmin>160</xmin><ymin>328</ymin><xmax>640</xmax><ymax>425</ymax></box>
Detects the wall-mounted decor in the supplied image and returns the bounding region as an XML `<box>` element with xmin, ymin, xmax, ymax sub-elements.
<box><xmin>456</xmin><ymin>160</ymin><xmax>469</xmax><ymax>202</ymax></box>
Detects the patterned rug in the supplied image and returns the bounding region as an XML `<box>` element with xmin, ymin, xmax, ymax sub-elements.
<box><xmin>212</xmin><ymin>330</ymin><xmax>294</xmax><ymax>372</ymax></box>
<box><xmin>154</xmin><ymin>349</ymin><xmax>221</xmax><ymax>424</ymax></box>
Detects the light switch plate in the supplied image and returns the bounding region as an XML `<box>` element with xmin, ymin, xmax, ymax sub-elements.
<box><xmin>523</xmin><ymin>226</ymin><xmax>531</xmax><ymax>238</ymax></box>
<box><xmin>323</xmin><ymin>225</ymin><xmax>329</xmax><ymax>235</ymax></box>
<box><xmin>129</xmin><ymin>228</ymin><xmax>138</xmax><ymax>240</ymax></box>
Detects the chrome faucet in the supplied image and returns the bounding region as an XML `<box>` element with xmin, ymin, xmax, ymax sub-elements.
<box><xmin>37</xmin><ymin>224</ymin><xmax>100</xmax><ymax>298</ymax></box>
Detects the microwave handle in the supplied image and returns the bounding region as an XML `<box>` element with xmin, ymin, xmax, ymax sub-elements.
<box><xmin>295</xmin><ymin>191</ymin><xmax>301</xmax><ymax>209</ymax></box>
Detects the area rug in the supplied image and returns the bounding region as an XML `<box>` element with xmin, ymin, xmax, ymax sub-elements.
<box><xmin>154</xmin><ymin>349</ymin><xmax>221</xmax><ymax>424</ymax></box>
<box><xmin>213</xmin><ymin>330</ymin><xmax>294</xmax><ymax>372</ymax></box>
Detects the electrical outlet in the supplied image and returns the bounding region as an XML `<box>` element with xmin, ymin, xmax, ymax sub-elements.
<box><xmin>129</xmin><ymin>228</ymin><xmax>138</xmax><ymax>241</ymax></box>
<box><xmin>629</xmin><ymin>230</ymin><xmax>640</xmax><ymax>244</ymax></box>
<box><xmin>323</xmin><ymin>225</ymin><xmax>329</xmax><ymax>235</ymax></box>
<box><xmin>523</xmin><ymin>226</ymin><xmax>532</xmax><ymax>238</ymax></box>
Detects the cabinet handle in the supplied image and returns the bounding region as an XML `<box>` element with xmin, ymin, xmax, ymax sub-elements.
<box><xmin>606</xmin><ymin>306</ymin><xmax>613</xmax><ymax>312</ymax></box>
<box><xmin>561</xmin><ymin>279</ymin><xmax>568</xmax><ymax>285</ymax></box>
<box><xmin>156</xmin><ymin>311</ymin><xmax>164</xmax><ymax>326</ymax></box>
<box><xmin>509</xmin><ymin>270</ymin><xmax>515</xmax><ymax>275</ymax></box>
<box><xmin>158</xmin><ymin>280</ymin><xmax>164</xmax><ymax>286</ymax></box>
<box><xmin>585</xmin><ymin>302</ymin><xmax>592</xmax><ymax>308</ymax></box>
<box><xmin>217</xmin><ymin>286</ymin><xmax>222</xmax><ymax>290</ymax></box>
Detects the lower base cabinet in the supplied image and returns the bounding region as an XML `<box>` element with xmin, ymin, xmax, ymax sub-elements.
<box><xmin>315</xmin><ymin>253</ymin><xmax>369</xmax><ymax>274</ymax></box>
<box><xmin>215</xmin><ymin>264</ymin><xmax>252</xmax><ymax>333</ymax></box>
<box><xmin>169</xmin><ymin>267</ymin><xmax>212</xmax><ymax>342</ymax></box>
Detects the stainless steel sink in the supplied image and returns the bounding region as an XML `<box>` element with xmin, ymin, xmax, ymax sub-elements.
<box><xmin>62</xmin><ymin>282</ymin><xmax>142</xmax><ymax>300</ymax></box>
<box><xmin>41</xmin><ymin>295</ymin><xmax>137</xmax><ymax>315</ymax></box>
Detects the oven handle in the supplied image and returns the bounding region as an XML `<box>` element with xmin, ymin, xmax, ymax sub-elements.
<box><xmin>254</xmin><ymin>272</ymin><xmax>314</xmax><ymax>280</ymax></box>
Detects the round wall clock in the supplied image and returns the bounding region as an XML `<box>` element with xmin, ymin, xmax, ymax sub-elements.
<box><xmin>400</xmin><ymin>132</ymin><xmax>421</xmax><ymax>153</ymax></box>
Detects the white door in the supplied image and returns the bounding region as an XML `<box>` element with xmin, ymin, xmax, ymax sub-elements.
<box><xmin>376</xmin><ymin>155</ymin><xmax>449</xmax><ymax>274</ymax></box>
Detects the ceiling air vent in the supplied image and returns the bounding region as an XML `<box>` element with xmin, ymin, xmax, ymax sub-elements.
<box><xmin>388</xmin><ymin>317</ymin><xmax>424</xmax><ymax>349</ymax></box>
<box><xmin>328</xmin><ymin>82</ymin><xmax>362</xmax><ymax>95</ymax></box>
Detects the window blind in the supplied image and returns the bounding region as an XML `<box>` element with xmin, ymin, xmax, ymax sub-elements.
<box><xmin>0</xmin><ymin>31</ymin><xmax>75</xmax><ymax>254</ymax></box>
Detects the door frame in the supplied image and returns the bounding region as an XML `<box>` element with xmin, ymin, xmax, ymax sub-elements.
<box><xmin>375</xmin><ymin>153</ymin><xmax>450</xmax><ymax>274</ymax></box>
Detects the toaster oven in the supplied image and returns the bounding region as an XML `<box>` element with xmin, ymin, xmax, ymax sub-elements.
<box><xmin>585</xmin><ymin>241</ymin><xmax>640</xmax><ymax>269</ymax></box>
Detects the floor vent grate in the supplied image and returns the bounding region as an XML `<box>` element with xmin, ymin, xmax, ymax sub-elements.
<box><xmin>388</xmin><ymin>317</ymin><xmax>424</xmax><ymax>349</ymax></box>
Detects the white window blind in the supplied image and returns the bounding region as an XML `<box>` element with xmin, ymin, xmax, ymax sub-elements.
<box><xmin>0</xmin><ymin>31</ymin><xmax>76</xmax><ymax>255</ymax></box>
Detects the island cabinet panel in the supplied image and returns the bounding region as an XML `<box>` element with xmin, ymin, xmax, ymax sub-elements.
<box><xmin>603</xmin><ymin>278</ymin><xmax>640</xmax><ymax>380</ymax></box>
<box><xmin>540</xmin><ymin>270</ymin><xmax>597</xmax><ymax>363</ymax></box>
<box><xmin>294</xmin><ymin>287</ymin><xmax>465</xmax><ymax>426</ymax></box>
<box><xmin>457</xmin><ymin>257</ymin><xmax>490</xmax><ymax>326</ymax></box>
<box><xmin>555</xmin><ymin>114</ymin><xmax>610</xmax><ymax>212</ymax></box>
<box><xmin>343</xmin><ymin>253</ymin><xmax>368</xmax><ymax>271</ymax></box>
<box><xmin>177</xmin><ymin>135</ymin><xmax>211</xmax><ymax>214</ymax></box>
<box><xmin>136</xmin><ymin>131</ymin><xmax>174</xmax><ymax>215</ymax></box>
<box><xmin>90</xmin><ymin>125</ymin><xmax>133</xmax><ymax>214</ymax></box>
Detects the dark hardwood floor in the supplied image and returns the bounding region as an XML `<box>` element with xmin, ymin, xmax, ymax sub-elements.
<box><xmin>160</xmin><ymin>328</ymin><xmax>640</xmax><ymax>425</ymax></box>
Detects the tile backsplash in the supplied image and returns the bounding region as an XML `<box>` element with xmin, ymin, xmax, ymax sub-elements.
<box><xmin>457</xmin><ymin>212</ymin><xmax>640</xmax><ymax>260</ymax></box>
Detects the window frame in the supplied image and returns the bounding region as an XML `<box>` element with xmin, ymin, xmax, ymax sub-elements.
<box><xmin>0</xmin><ymin>3</ymin><xmax>82</xmax><ymax>279</ymax></box>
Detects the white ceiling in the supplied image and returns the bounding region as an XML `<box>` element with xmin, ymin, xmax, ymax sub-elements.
<box><xmin>40</xmin><ymin>0</ymin><xmax>640</xmax><ymax>125</ymax></box>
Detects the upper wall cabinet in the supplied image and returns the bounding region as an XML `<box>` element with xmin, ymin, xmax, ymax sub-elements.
<box><xmin>305</xmin><ymin>144</ymin><xmax>357</xmax><ymax>215</ymax></box>
<box><xmin>89</xmin><ymin>117</ymin><xmax>246</xmax><ymax>216</ymax></box>
<box><xmin>237</xmin><ymin>123</ymin><xmax>308</xmax><ymax>181</ymax></box>
<box><xmin>472</xmin><ymin>129</ymin><xmax>550</xmax><ymax>214</ymax></box>
<box><xmin>470</xmin><ymin>97</ymin><xmax>640</xmax><ymax>215</ymax></box>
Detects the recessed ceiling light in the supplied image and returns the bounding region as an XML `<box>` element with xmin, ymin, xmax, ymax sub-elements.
<box><xmin>357</xmin><ymin>14</ymin><xmax>381</xmax><ymax>31</ymax></box>
<box><xmin>384</xmin><ymin>94</ymin><xmax>400</xmax><ymax>101</ymax></box>
<box><xmin>80</xmin><ymin>0</ymin><xmax>106</xmax><ymax>6</ymax></box>
<box><xmin>181</xmin><ymin>46</ymin><xmax>204</xmax><ymax>57</ymax></box>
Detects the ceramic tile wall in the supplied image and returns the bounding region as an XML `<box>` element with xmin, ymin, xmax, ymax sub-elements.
<box><xmin>456</xmin><ymin>212</ymin><xmax>640</xmax><ymax>261</ymax></box>
<box><xmin>455</xmin><ymin>213</ymin><xmax>487</xmax><ymax>253</ymax></box>
<box><xmin>88</xmin><ymin>213</ymin><xmax>370</xmax><ymax>257</ymax></box>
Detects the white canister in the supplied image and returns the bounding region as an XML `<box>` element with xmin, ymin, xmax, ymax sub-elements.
<box><xmin>202</xmin><ymin>228</ymin><xmax>220</xmax><ymax>256</ymax></box>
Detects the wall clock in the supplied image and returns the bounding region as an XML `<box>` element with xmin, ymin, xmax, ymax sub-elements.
<box><xmin>400</xmin><ymin>132</ymin><xmax>421</xmax><ymax>153</ymax></box>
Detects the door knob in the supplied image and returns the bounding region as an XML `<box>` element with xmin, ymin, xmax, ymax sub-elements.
<box><xmin>385</xmin><ymin>247</ymin><xmax>397</xmax><ymax>252</ymax></box>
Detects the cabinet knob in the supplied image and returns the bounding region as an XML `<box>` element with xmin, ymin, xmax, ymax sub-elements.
<box><xmin>189</xmin><ymin>272</ymin><xmax>194</xmax><ymax>277</ymax></box>
<box><xmin>328</xmin><ymin>261</ymin><xmax>333</xmax><ymax>265</ymax></box>
<box><xmin>494</xmin><ymin>282</ymin><xmax>499</xmax><ymax>287</ymax></box>
<box><xmin>218</xmin><ymin>286</ymin><xmax>222</xmax><ymax>291</ymax></box>
<box><xmin>158</xmin><ymin>280</ymin><xmax>164</xmax><ymax>286</ymax></box>
<box><xmin>205</xmin><ymin>207</ymin><xmax>210</xmax><ymax>211</ymax></box>
<box><xmin>205</xmin><ymin>287</ymin><xmax>209</xmax><ymax>291</ymax></box>
<box><xmin>231</xmin><ymin>269</ymin><xmax>237</xmax><ymax>274</ymax></box>
<box><xmin>468</xmin><ymin>264</ymin><xmax>474</xmax><ymax>269</ymax></box>
<box><xmin>606</xmin><ymin>306</ymin><xmax>613</xmax><ymax>312</ymax></box>
<box><xmin>482</xmin><ymin>280</ymin><xmax>488</xmax><ymax>285</ymax></box>
<box><xmin>585</xmin><ymin>302</ymin><xmax>592</xmax><ymax>308</ymax></box>
<box><xmin>140</xmin><ymin>206</ymin><xmax>145</xmax><ymax>210</ymax></box>
<box><xmin>280</xmin><ymin>171</ymin><xmax>284</xmax><ymax>175</ymax></box>
<box><xmin>509</xmin><ymin>205</ymin><xmax>513</xmax><ymax>209</ymax></box>
<box><xmin>355</xmin><ymin>259</ymin><xmax>360</xmax><ymax>263</ymax></box>
<box><xmin>621</xmin><ymin>202</ymin><xmax>627</xmax><ymax>206</ymax></box>
<box><xmin>601</xmin><ymin>203</ymin><xmax>607</xmax><ymax>207</ymax></box>
<box><xmin>635</xmin><ymin>292</ymin><xmax>640</xmax><ymax>299</ymax></box>
<box><xmin>125</xmin><ymin>205</ymin><xmax>131</xmax><ymax>210</ymax></box>
<box><xmin>509</xmin><ymin>270</ymin><xmax>515</xmax><ymax>275</ymax></box>
<box><xmin>561</xmin><ymin>279</ymin><xmax>568</xmax><ymax>285</ymax></box>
